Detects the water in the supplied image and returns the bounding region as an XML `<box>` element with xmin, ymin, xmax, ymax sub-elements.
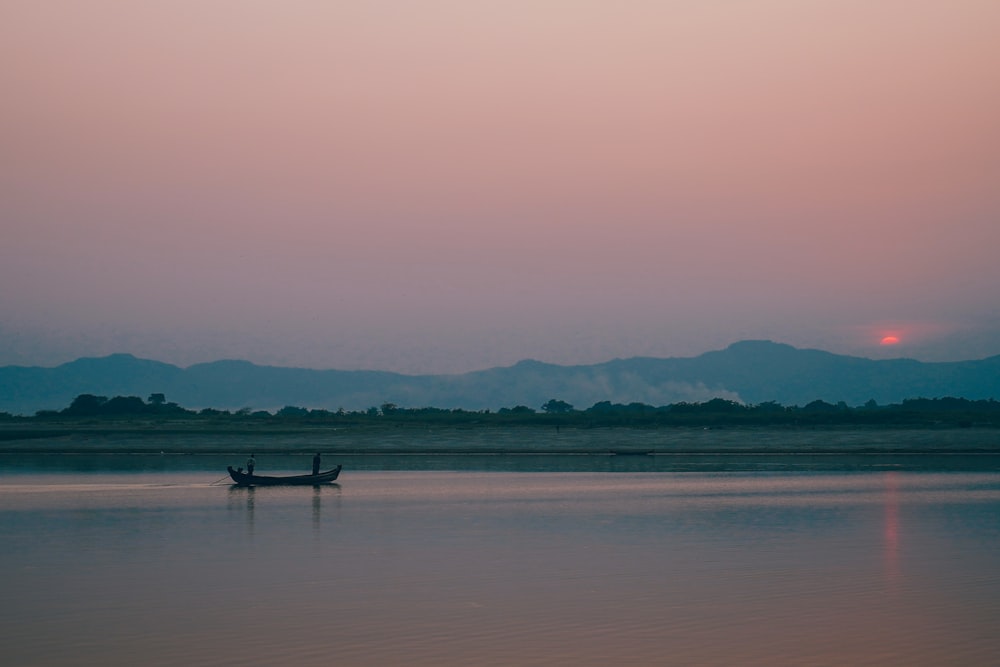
<box><xmin>2</xmin><ymin>462</ymin><xmax>1000</xmax><ymax>665</ymax></box>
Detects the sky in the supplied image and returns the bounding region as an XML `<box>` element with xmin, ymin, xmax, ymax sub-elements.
<box><xmin>2</xmin><ymin>1</ymin><xmax>999</xmax><ymax>373</ymax></box>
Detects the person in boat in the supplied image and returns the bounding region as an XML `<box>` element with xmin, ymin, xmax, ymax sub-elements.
<box><xmin>246</xmin><ymin>453</ymin><xmax>256</xmax><ymax>476</ymax></box>
<box><xmin>312</xmin><ymin>452</ymin><xmax>321</xmax><ymax>476</ymax></box>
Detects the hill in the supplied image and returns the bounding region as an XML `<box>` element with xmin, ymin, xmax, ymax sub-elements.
<box><xmin>1</xmin><ymin>341</ymin><xmax>999</xmax><ymax>415</ymax></box>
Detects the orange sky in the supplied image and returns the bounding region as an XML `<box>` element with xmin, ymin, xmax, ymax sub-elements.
<box><xmin>2</xmin><ymin>1</ymin><xmax>999</xmax><ymax>371</ymax></box>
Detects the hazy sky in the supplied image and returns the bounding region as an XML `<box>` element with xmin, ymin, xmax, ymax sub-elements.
<box><xmin>3</xmin><ymin>1</ymin><xmax>999</xmax><ymax>372</ymax></box>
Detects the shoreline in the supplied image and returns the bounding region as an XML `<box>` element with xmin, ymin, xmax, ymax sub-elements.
<box><xmin>1</xmin><ymin>423</ymin><xmax>997</xmax><ymax>456</ymax></box>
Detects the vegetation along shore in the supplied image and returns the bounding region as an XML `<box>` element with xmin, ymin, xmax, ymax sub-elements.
<box><xmin>1</xmin><ymin>393</ymin><xmax>997</xmax><ymax>456</ymax></box>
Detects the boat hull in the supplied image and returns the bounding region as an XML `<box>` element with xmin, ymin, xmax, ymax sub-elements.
<box><xmin>227</xmin><ymin>465</ymin><xmax>342</xmax><ymax>487</ymax></box>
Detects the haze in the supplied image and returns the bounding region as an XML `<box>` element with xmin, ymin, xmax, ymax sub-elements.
<box><xmin>3</xmin><ymin>1</ymin><xmax>999</xmax><ymax>373</ymax></box>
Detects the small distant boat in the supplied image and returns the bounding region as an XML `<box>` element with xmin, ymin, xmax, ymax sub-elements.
<box><xmin>227</xmin><ymin>465</ymin><xmax>342</xmax><ymax>487</ymax></box>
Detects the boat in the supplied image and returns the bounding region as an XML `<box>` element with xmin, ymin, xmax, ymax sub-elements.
<box><xmin>227</xmin><ymin>465</ymin><xmax>342</xmax><ymax>487</ymax></box>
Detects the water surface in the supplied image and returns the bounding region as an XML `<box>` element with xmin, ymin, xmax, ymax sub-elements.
<box><xmin>2</xmin><ymin>464</ymin><xmax>999</xmax><ymax>666</ymax></box>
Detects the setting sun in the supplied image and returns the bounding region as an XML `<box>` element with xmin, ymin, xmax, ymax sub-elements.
<box><xmin>880</xmin><ymin>335</ymin><xmax>901</xmax><ymax>345</ymax></box>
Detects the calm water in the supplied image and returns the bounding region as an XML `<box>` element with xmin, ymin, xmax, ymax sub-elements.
<box><xmin>2</xmin><ymin>460</ymin><xmax>1000</xmax><ymax>666</ymax></box>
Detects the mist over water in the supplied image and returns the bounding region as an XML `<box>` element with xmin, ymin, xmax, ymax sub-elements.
<box><xmin>2</xmin><ymin>451</ymin><xmax>1000</xmax><ymax>666</ymax></box>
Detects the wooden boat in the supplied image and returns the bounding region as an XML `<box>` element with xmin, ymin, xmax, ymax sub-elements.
<box><xmin>227</xmin><ymin>465</ymin><xmax>342</xmax><ymax>487</ymax></box>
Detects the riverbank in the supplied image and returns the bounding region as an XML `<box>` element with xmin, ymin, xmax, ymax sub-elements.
<box><xmin>1</xmin><ymin>422</ymin><xmax>997</xmax><ymax>455</ymax></box>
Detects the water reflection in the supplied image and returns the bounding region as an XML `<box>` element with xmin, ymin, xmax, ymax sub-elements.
<box><xmin>227</xmin><ymin>485</ymin><xmax>256</xmax><ymax>536</ymax></box>
<box><xmin>314</xmin><ymin>484</ymin><xmax>342</xmax><ymax>532</ymax></box>
<box><xmin>884</xmin><ymin>471</ymin><xmax>900</xmax><ymax>584</ymax></box>
<box><xmin>313</xmin><ymin>486</ymin><xmax>321</xmax><ymax>531</ymax></box>
<box><xmin>225</xmin><ymin>483</ymin><xmax>341</xmax><ymax>536</ymax></box>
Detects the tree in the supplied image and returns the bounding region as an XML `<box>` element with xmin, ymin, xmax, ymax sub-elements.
<box><xmin>541</xmin><ymin>399</ymin><xmax>574</xmax><ymax>414</ymax></box>
<box><xmin>803</xmin><ymin>399</ymin><xmax>838</xmax><ymax>412</ymax></box>
<box><xmin>701</xmin><ymin>398</ymin><xmax>744</xmax><ymax>413</ymax></box>
<box><xmin>499</xmin><ymin>405</ymin><xmax>536</xmax><ymax>414</ymax></box>
<box><xmin>63</xmin><ymin>394</ymin><xmax>109</xmax><ymax>416</ymax></box>
<box><xmin>103</xmin><ymin>396</ymin><xmax>147</xmax><ymax>414</ymax></box>
<box><xmin>148</xmin><ymin>393</ymin><xmax>166</xmax><ymax>406</ymax></box>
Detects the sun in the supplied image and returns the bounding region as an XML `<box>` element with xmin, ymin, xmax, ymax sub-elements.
<box><xmin>880</xmin><ymin>335</ymin><xmax>900</xmax><ymax>345</ymax></box>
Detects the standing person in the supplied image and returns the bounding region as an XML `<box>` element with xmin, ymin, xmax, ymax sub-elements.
<box><xmin>246</xmin><ymin>453</ymin><xmax>256</xmax><ymax>476</ymax></box>
<box><xmin>312</xmin><ymin>452</ymin><xmax>321</xmax><ymax>476</ymax></box>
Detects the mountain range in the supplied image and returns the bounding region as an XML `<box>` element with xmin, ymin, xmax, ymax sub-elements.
<box><xmin>1</xmin><ymin>340</ymin><xmax>999</xmax><ymax>416</ymax></box>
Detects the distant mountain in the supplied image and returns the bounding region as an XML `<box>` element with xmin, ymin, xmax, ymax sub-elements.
<box><xmin>2</xmin><ymin>341</ymin><xmax>999</xmax><ymax>415</ymax></box>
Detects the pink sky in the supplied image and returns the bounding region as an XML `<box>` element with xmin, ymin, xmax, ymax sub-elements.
<box><xmin>2</xmin><ymin>1</ymin><xmax>999</xmax><ymax>372</ymax></box>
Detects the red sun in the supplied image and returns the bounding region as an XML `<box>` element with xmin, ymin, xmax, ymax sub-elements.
<box><xmin>880</xmin><ymin>335</ymin><xmax>900</xmax><ymax>345</ymax></box>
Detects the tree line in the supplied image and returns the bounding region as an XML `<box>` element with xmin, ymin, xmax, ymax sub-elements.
<box><xmin>2</xmin><ymin>393</ymin><xmax>999</xmax><ymax>427</ymax></box>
